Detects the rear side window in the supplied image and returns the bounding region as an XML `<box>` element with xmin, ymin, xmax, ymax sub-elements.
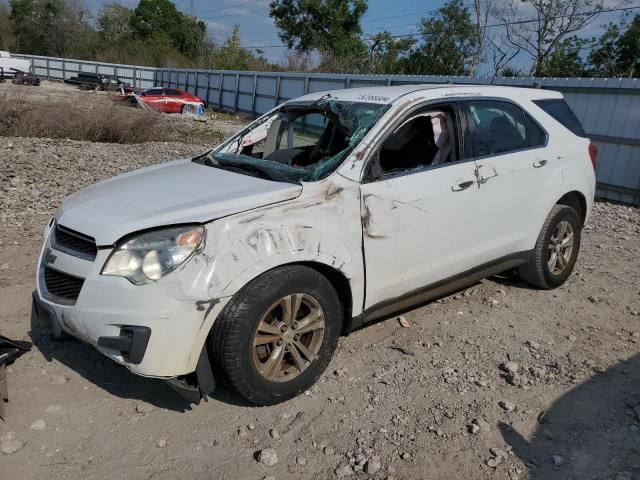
<box><xmin>533</xmin><ymin>99</ymin><xmax>586</xmax><ymax>137</ymax></box>
<box><xmin>463</xmin><ymin>100</ymin><xmax>546</xmax><ymax>157</ymax></box>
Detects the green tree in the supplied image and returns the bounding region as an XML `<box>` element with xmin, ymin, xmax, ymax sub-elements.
<box><xmin>202</xmin><ymin>25</ymin><xmax>271</xmax><ymax>71</ymax></box>
<box><xmin>538</xmin><ymin>36</ymin><xmax>588</xmax><ymax>77</ymax></box>
<box><xmin>0</xmin><ymin>2</ymin><xmax>16</xmax><ymax>50</ymax></box>
<box><xmin>130</xmin><ymin>0</ymin><xmax>206</xmax><ymax>58</ymax></box>
<box><xmin>97</xmin><ymin>3</ymin><xmax>132</xmax><ymax>43</ymax></box>
<box><xmin>269</xmin><ymin>0</ymin><xmax>368</xmax><ymax>59</ymax></box>
<box><xmin>615</xmin><ymin>15</ymin><xmax>640</xmax><ymax>77</ymax></box>
<box><xmin>366</xmin><ymin>32</ymin><xmax>415</xmax><ymax>74</ymax></box>
<box><xmin>407</xmin><ymin>0</ymin><xmax>479</xmax><ymax>75</ymax></box>
<box><xmin>9</xmin><ymin>0</ymin><xmax>95</xmax><ymax>57</ymax></box>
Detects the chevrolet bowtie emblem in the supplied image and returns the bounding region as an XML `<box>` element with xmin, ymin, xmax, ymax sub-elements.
<box><xmin>45</xmin><ymin>249</ymin><xmax>57</xmax><ymax>265</ymax></box>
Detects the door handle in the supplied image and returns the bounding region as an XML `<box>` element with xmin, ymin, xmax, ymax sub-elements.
<box><xmin>533</xmin><ymin>159</ymin><xmax>548</xmax><ymax>168</ymax></box>
<box><xmin>451</xmin><ymin>180</ymin><xmax>475</xmax><ymax>192</ymax></box>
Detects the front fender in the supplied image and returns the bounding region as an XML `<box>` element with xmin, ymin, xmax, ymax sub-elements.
<box><xmin>181</xmin><ymin>174</ymin><xmax>365</xmax><ymax>372</ymax></box>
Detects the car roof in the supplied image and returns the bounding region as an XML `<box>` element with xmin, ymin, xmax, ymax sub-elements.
<box><xmin>291</xmin><ymin>84</ymin><xmax>563</xmax><ymax>105</ymax></box>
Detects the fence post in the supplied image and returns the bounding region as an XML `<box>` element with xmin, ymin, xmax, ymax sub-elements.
<box><xmin>274</xmin><ymin>75</ymin><xmax>281</xmax><ymax>107</ymax></box>
<box><xmin>346</xmin><ymin>77</ymin><xmax>351</xmax><ymax>89</ymax></box>
<box><xmin>304</xmin><ymin>75</ymin><xmax>310</xmax><ymax>94</ymax></box>
<box><xmin>234</xmin><ymin>73</ymin><xmax>240</xmax><ymax>112</ymax></box>
<box><xmin>194</xmin><ymin>70</ymin><xmax>199</xmax><ymax>96</ymax></box>
<box><xmin>205</xmin><ymin>72</ymin><xmax>211</xmax><ymax>108</ymax></box>
<box><xmin>62</xmin><ymin>59</ymin><xmax>66</xmax><ymax>80</ymax></box>
<box><xmin>251</xmin><ymin>74</ymin><xmax>258</xmax><ymax>117</ymax></box>
<box><xmin>45</xmin><ymin>58</ymin><xmax>50</xmax><ymax>80</ymax></box>
<box><xmin>133</xmin><ymin>66</ymin><xmax>137</xmax><ymax>88</ymax></box>
<box><xmin>218</xmin><ymin>73</ymin><xmax>224</xmax><ymax>110</ymax></box>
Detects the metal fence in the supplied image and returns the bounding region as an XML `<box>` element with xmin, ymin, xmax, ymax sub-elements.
<box><xmin>15</xmin><ymin>54</ymin><xmax>640</xmax><ymax>206</ymax></box>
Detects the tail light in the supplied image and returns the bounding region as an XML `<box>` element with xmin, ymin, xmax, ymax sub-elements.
<box><xmin>588</xmin><ymin>143</ymin><xmax>598</xmax><ymax>170</ymax></box>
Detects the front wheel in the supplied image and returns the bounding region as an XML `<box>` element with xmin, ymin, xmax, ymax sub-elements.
<box><xmin>519</xmin><ymin>204</ymin><xmax>582</xmax><ymax>289</ymax></box>
<box><xmin>209</xmin><ymin>266</ymin><xmax>343</xmax><ymax>405</ymax></box>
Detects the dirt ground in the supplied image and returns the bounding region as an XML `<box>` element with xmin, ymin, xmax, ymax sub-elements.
<box><xmin>1</xmin><ymin>84</ymin><xmax>640</xmax><ymax>480</ymax></box>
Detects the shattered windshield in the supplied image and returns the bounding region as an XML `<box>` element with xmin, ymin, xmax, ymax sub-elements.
<box><xmin>196</xmin><ymin>99</ymin><xmax>389</xmax><ymax>183</ymax></box>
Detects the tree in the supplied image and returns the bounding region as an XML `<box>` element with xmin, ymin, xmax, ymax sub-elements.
<box><xmin>589</xmin><ymin>14</ymin><xmax>639</xmax><ymax>77</ymax></box>
<box><xmin>129</xmin><ymin>0</ymin><xmax>206</xmax><ymax>58</ymax></box>
<box><xmin>0</xmin><ymin>2</ymin><xmax>16</xmax><ymax>50</ymax></box>
<box><xmin>493</xmin><ymin>0</ymin><xmax>605</xmax><ymax>75</ymax></box>
<box><xmin>615</xmin><ymin>14</ymin><xmax>640</xmax><ymax>77</ymax></box>
<box><xmin>407</xmin><ymin>0</ymin><xmax>480</xmax><ymax>75</ymax></box>
<box><xmin>97</xmin><ymin>3</ymin><xmax>132</xmax><ymax>44</ymax></box>
<box><xmin>9</xmin><ymin>0</ymin><xmax>95</xmax><ymax>57</ymax></box>
<box><xmin>365</xmin><ymin>32</ymin><xmax>415</xmax><ymax>74</ymax></box>
<box><xmin>269</xmin><ymin>0</ymin><xmax>368</xmax><ymax>59</ymax></box>
<box><xmin>538</xmin><ymin>35</ymin><xmax>588</xmax><ymax>76</ymax></box>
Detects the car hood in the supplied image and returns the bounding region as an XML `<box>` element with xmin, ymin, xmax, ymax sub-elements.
<box><xmin>56</xmin><ymin>159</ymin><xmax>302</xmax><ymax>245</ymax></box>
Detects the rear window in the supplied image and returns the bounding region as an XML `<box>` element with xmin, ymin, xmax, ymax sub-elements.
<box><xmin>533</xmin><ymin>99</ymin><xmax>586</xmax><ymax>137</ymax></box>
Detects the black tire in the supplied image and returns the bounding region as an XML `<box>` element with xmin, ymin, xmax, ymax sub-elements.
<box><xmin>519</xmin><ymin>204</ymin><xmax>582</xmax><ymax>289</ymax></box>
<box><xmin>209</xmin><ymin>265</ymin><xmax>343</xmax><ymax>405</ymax></box>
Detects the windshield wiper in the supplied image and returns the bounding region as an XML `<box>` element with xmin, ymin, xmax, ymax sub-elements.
<box><xmin>201</xmin><ymin>156</ymin><xmax>274</xmax><ymax>181</ymax></box>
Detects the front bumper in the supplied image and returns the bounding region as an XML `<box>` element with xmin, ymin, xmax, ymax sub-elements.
<box><xmin>34</xmin><ymin>223</ymin><xmax>231</xmax><ymax>379</ymax></box>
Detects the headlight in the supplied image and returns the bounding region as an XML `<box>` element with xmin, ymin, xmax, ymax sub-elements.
<box><xmin>102</xmin><ymin>225</ymin><xmax>205</xmax><ymax>285</ymax></box>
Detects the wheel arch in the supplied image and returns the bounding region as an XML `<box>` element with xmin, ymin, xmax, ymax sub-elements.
<box><xmin>556</xmin><ymin>190</ymin><xmax>587</xmax><ymax>224</ymax></box>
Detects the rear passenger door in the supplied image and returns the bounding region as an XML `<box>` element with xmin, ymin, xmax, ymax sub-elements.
<box><xmin>462</xmin><ymin>99</ymin><xmax>550</xmax><ymax>261</ymax></box>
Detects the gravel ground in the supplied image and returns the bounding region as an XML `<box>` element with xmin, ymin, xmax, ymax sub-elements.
<box><xmin>0</xmin><ymin>135</ymin><xmax>639</xmax><ymax>480</ymax></box>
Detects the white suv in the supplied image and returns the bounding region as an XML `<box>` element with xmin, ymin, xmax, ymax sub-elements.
<box><xmin>33</xmin><ymin>85</ymin><xmax>596</xmax><ymax>405</ymax></box>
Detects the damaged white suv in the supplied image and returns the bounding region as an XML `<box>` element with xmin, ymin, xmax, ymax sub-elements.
<box><xmin>33</xmin><ymin>85</ymin><xmax>596</xmax><ymax>405</ymax></box>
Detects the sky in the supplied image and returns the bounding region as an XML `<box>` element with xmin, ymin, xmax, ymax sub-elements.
<box><xmin>82</xmin><ymin>0</ymin><xmax>640</xmax><ymax>71</ymax></box>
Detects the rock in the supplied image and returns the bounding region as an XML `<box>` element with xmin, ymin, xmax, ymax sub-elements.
<box><xmin>401</xmin><ymin>452</ymin><xmax>410</xmax><ymax>460</ymax></box>
<box><xmin>45</xmin><ymin>405</ymin><xmax>62</xmax><ymax>414</ymax></box>
<box><xmin>552</xmin><ymin>455</ymin><xmax>565</xmax><ymax>466</ymax></box>
<box><xmin>269</xmin><ymin>428</ymin><xmax>280</xmax><ymax>440</ymax></box>
<box><xmin>526</xmin><ymin>340</ymin><xmax>540</xmax><ymax>350</ymax></box>
<box><xmin>30</xmin><ymin>419</ymin><xmax>46</xmax><ymax>431</ymax></box>
<box><xmin>486</xmin><ymin>457</ymin><xmax>502</xmax><ymax>468</ymax></box>
<box><xmin>365</xmin><ymin>457</ymin><xmax>381</xmax><ymax>474</ymax></box>
<box><xmin>490</xmin><ymin>447</ymin><xmax>507</xmax><ymax>458</ymax></box>
<box><xmin>248</xmin><ymin>423</ymin><xmax>256</xmax><ymax>430</ymax></box>
<box><xmin>0</xmin><ymin>439</ymin><xmax>24</xmax><ymax>455</ymax></box>
<box><xmin>530</xmin><ymin>366</ymin><xmax>546</xmax><ymax>379</ymax></box>
<box><xmin>568</xmin><ymin>335</ymin><xmax>577</xmax><ymax>342</ymax></box>
<box><xmin>262</xmin><ymin>477</ymin><xmax>276</xmax><ymax>480</ymax></box>
<box><xmin>334</xmin><ymin>464</ymin><xmax>353</xmax><ymax>478</ymax></box>
<box><xmin>500</xmin><ymin>362</ymin><xmax>519</xmax><ymax>374</ymax></box>
<box><xmin>296</xmin><ymin>455</ymin><xmax>307</xmax><ymax>466</ymax></box>
<box><xmin>397</xmin><ymin>316</ymin><xmax>410</xmax><ymax>328</ymax></box>
<box><xmin>258</xmin><ymin>448</ymin><xmax>279</xmax><ymax>467</ymax></box>
<box><xmin>50</xmin><ymin>374</ymin><xmax>67</xmax><ymax>385</ymax></box>
<box><xmin>499</xmin><ymin>400</ymin><xmax>516</xmax><ymax>412</ymax></box>
<box><xmin>155</xmin><ymin>438</ymin><xmax>168</xmax><ymax>448</ymax></box>
<box><xmin>323</xmin><ymin>446</ymin><xmax>335</xmax><ymax>455</ymax></box>
<box><xmin>237</xmin><ymin>426</ymin><xmax>248</xmax><ymax>437</ymax></box>
<box><xmin>587</xmin><ymin>296</ymin><xmax>599</xmax><ymax>304</ymax></box>
<box><xmin>468</xmin><ymin>423</ymin><xmax>480</xmax><ymax>434</ymax></box>
<box><xmin>135</xmin><ymin>402</ymin><xmax>154</xmax><ymax>414</ymax></box>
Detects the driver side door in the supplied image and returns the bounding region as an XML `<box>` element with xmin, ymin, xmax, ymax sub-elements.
<box><xmin>360</xmin><ymin>102</ymin><xmax>484</xmax><ymax>310</ymax></box>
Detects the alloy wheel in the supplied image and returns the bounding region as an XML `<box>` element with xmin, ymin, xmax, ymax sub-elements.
<box><xmin>252</xmin><ymin>293</ymin><xmax>325</xmax><ymax>382</ymax></box>
<box><xmin>547</xmin><ymin>220</ymin><xmax>574</xmax><ymax>274</ymax></box>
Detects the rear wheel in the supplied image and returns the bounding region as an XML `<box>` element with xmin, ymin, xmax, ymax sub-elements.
<box><xmin>210</xmin><ymin>266</ymin><xmax>342</xmax><ymax>405</ymax></box>
<box><xmin>519</xmin><ymin>204</ymin><xmax>582</xmax><ymax>289</ymax></box>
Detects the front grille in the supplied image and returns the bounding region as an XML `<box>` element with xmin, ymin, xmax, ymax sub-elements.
<box><xmin>43</xmin><ymin>266</ymin><xmax>85</xmax><ymax>301</ymax></box>
<box><xmin>52</xmin><ymin>224</ymin><xmax>97</xmax><ymax>260</ymax></box>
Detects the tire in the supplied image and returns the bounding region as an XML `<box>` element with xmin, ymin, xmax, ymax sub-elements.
<box><xmin>209</xmin><ymin>265</ymin><xmax>343</xmax><ymax>405</ymax></box>
<box><xmin>519</xmin><ymin>204</ymin><xmax>582</xmax><ymax>289</ymax></box>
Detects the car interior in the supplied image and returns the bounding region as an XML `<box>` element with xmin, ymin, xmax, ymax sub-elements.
<box><xmin>367</xmin><ymin>105</ymin><xmax>458</xmax><ymax>180</ymax></box>
<box><xmin>240</xmin><ymin>109</ymin><xmax>351</xmax><ymax>168</ymax></box>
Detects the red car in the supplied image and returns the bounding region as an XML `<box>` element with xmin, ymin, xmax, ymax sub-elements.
<box><xmin>137</xmin><ymin>87</ymin><xmax>206</xmax><ymax>114</ymax></box>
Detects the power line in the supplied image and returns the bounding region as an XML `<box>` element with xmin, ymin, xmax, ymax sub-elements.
<box><xmin>209</xmin><ymin>4</ymin><xmax>640</xmax><ymax>51</ymax></box>
<box><xmin>198</xmin><ymin>0</ymin><xmax>263</xmax><ymax>16</ymax></box>
<box><xmin>383</xmin><ymin>5</ymin><xmax>640</xmax><ymax>38</ymax></box>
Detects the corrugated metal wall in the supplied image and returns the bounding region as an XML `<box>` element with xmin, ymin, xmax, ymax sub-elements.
<box><xmin>15</xmin><ymin>54</ymin><xmax>640</xmax><ymax>206</ymax></box>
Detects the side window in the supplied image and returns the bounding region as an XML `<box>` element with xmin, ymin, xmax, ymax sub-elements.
<box><xmin>533</xmin><ymin>99</ymin><xmax>586</xmax><ymax>137</ymax></box>
<box><xmin>464</xmin><ymin>100</ymin><xmax>528</xmax><ymax>156</ymax></box>
<box><xmin>524</xmin><ymin>114</ymin><xmax>547</xmax><ymax>147</ymax></box>
<box><xmin>371</xmin><ymin>104</ymin><xmax>459</xmax><ymax>178</ymax></box>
